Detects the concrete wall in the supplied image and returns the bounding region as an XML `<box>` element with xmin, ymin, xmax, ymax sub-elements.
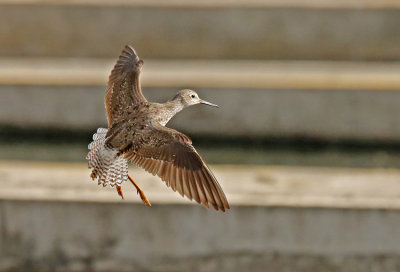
<box><xmin>2</xmin><ymin>201</ymin><xmax>400</xmax><ymax>272</ymax></box>
<box><xmin>2</xmin><ymin>158</ymin><xmax>400</xmax><ymax>271</ymax></box>
<box><xmin>2</xmin><ymin>1</ymin><xmax>400</xmax><ymax>142</ymax></box>
<box><xmin>4</xmin><ymin>84</ymin><xmax>400</xmax><ymax>141</ymax></box>
<box><xmin>1</xmin><ymin>4</ymin><xmax>400</xmax><ymax>61</ymax></box>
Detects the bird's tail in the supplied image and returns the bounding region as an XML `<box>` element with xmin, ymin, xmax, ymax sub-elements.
<box><xmin>86</xmin><ymin>128</ymin><xmax>128</xmax><ymax>187</ymax></box>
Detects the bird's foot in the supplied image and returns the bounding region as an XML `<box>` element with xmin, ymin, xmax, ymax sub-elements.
<box><xmin>128</xmin><ymin>174</ymin><xmax>151</xmax><ymax>206</ymax></box>
<box><xmin>116</xmin><ymin>185</ymin><xmax>124</xmax><ymax>199</ymax></box>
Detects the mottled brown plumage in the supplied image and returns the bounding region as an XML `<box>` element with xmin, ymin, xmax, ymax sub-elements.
<box><xmin>87</xmin><ymin>45</ymin><xmax>229</xmax><ymax>212</ymax></box>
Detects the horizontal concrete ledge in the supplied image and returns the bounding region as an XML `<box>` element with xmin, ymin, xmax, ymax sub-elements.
<box><xmin>4</xmin><ymin>200</ymin><xmax>400</xmax><ymax>272</ymax></box>
<box><xmin>2</xmin><ymin>0</ymin><xmax>400</xmax><ymax>9</ymax></box>
<box><xmin>3</xmin><ymin>58</ymin><xmax>400</xmax><ymax>90</ymax></box>
<box><xmin>4</xmin><ymin>161</ymin><xmax>400</xmax><ymax>271</ymax></box>
<box><xmin>2</xmin><ymin>6</ymin><xmax>400</xmax><ymax>61</ymax></box>
<box><xmin>2</xmin><ymin>160</ymin><xmax>400</xmax><ymax>210</ymax></box>
<box><xmin>2</xmin><ymin>85</ymin><xmax>400</xmax><ymax>140</ymax></box>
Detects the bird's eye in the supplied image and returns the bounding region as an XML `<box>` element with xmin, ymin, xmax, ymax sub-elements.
<box><xmin>191</xmin><ymin>95</ymin><xmax>195</xmax><ymax>98</ymax></box>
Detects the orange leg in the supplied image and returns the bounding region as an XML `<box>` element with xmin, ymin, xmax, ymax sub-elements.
<box><xmin>116</xmin><ymin>185</ymin><xmax>124</xmax><ymax>199</ymax></box>
<box><xmin>128</xmin><ymin>174</ymin><xmax>151</xmax><ymax>206</ymax></box>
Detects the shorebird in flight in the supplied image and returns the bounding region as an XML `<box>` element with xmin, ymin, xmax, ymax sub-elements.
<box><xmin>86</xmin><ymin>45</ymin><xmax>229</xmax><ymax>211</ymax></box>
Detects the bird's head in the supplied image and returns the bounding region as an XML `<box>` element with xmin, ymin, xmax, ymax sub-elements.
<box><xmin>173</xmin><ymin>89</ymin><xmax>219</xmax><ymax>108</ymax></box>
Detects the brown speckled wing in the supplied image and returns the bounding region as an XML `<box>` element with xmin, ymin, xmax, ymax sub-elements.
<box><xmin>105</xmin><ymin>45</ymin><xmax>147</xmax><ymax>126</ymax></box>
<box><xmin>123</xmin><ymin>123</ymin><xmax>230</xmax><ymax>212</ymax></box>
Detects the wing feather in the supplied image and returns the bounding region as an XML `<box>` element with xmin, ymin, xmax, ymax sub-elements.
<box><xmin>121</xmin><ymin>123</ymin><xmax>229</xmax><ymax>211</ymax></box>
<box><xmin>105</xmin><ymin>45</ymin><xmax>147</xmax><ymax>126</ymax></box>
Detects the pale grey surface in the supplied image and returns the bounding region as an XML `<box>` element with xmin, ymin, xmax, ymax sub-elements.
<box><xmin>3</xmin><ymin>161</ymin><xmax>400</xmax><ymax>209</ymax></box>
<box><xmin>4</xmin><ymin>58</ymin><xmax>400</xmax><ymax>90</ymax></box>
<box><xmin>3</xmin><ymin>84</ymin><xmax>400</xmax><ymax>141</ymax></box>
<box><xmin>2</xmin><ymin>162</ymin><xmax>400</xmax><ymax>271</ymax></box>
<box><xmin>2</xmin><ymin>4</ymin><xmax>400</xmax><ymax>61</ymax></box>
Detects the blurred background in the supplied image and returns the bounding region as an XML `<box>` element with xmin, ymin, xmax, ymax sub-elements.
<box><xmin>2</xmin><ymin>0</ymin><xmax>400</xmax><ymax>271</ymax></box>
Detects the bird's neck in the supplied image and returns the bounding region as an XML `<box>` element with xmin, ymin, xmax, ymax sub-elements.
<box><xmin>158</xmin><ymin>99</ymin><xmax>185</xmax><ymax>126</ymax></box>
<box><xmin>165</xmin><ymin>98</ymin><xmax>185</xmax><ymax>116</ymax></box>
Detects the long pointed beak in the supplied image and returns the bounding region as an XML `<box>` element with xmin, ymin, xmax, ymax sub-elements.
<box><xmin>200</xmin><ymin>100</ymin><xmax>219</xmax><ymax>108</ymax></box>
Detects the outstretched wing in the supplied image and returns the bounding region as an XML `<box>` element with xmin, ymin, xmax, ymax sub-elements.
<box><xmin>105</xmin><ymin>45</ymin><xmax>147</xmax><ymax>127</ymax></box>
<box><xmin>113</xmin><ymin>122</ymin><xmax>230</xmax><ymax>212</ymax></box>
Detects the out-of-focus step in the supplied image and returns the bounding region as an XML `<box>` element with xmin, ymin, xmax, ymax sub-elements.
<box><xmin>2</xmin><ymin>161</ymin><xmax>400</xmax><ymax>271</ymax></box>
<box><xmin>3</xmin><ymin>58</ymin><xmax>400</xmax><ymax>141</ymax></box>
<box><xmin>1</xmin><ymin>0</ymin><xmax>400</xmax><ymax>60</ymax></box>
<box><xmin>2</xmin><ymin>160</ymin><xmax>400</xmax><ymax>209</ymax></box>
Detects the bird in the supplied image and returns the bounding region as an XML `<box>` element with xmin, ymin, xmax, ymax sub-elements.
<box><xmin>86</xmin><ymin>45</ymin><xmax>230</xmax><ymax>212</ymax></box>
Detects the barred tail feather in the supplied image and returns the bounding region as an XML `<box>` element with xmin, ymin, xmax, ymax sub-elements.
<box><xmin>86</xmin><ymin>128</ymin><xmax>128</xmax><ymax>187</ymax></box>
